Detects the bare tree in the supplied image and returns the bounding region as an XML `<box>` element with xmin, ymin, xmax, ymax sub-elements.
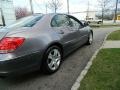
<box><xmin>47</xmin><ymin>0</ymin><xmax>62</xmax><ymax>13</ymax></box>
<box><xmin>15</xmin><ymin>7</ymin><xmax>31</xmax><ymax>19</ymax></box>
<box><xmin>98</xmin><ymin>0</ymin><xmax>111</xmax><ymax>23</ymax></box>
<box><xmin>114</xmin><ymin>0</ymin><xmax>119</xmax><ymax>23</ymax></box>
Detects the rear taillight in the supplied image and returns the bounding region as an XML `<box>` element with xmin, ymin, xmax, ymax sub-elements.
<box><xmin>0</xmin><ymin>37</ymin><xmax>25</xmax><ymax>53</ymax></box>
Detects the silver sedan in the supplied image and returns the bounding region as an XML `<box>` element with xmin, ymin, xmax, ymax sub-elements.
<box><xmin>0</xmin><ymin>13</ymin><xmax>93</xmax><ymax>77</ymax></box>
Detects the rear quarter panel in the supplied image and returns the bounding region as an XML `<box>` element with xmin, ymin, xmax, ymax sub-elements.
<box><xmin>5</xmin><ymin>27</ymin><xmax>62</xmax><ymax>59</ymax></box>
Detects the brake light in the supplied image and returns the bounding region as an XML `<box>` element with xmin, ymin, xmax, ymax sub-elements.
<box><xmin>0</xmin><ymin>37</ymin><xmax>25</xmax><ymax>53</ymax></box>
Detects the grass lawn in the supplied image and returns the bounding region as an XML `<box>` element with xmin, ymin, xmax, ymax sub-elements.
<box><xmin>100</xmin><ymin>24</ymin><xmax>120</xmax><ymax>28</ymax></box>
<box><xmin>79</xmin><ymin>49</ymin><xmax>120</xmax><ymax>90</ymax></box>
<box><xmin>107</xmin><ymin>30</ymin><xmax>120</xmax><ymax>40</ymax></box>
<box><xmin>90</xmin><ymin>24</ymin><xmax>120</xmax><ymax>28</ymax></box>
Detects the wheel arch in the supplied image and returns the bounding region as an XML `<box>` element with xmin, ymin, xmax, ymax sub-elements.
<box><xmin>90</xmin><ymin>29</ymin><xmax>93</xmax><ymax>35</ymax></box>
<box><xmin>46</xmin><ymin>42</ymin><xmax>64</xmax><ymax>54</ymax></box>
<box><xmin>41</xmin><ymin>42</ymin><xmax>64</xmax><ymax>62</ymax></box>
<box><xmin>90</xmin><ymin>30</ymin><xmax>93</xmax><ymax>34</ymax></box>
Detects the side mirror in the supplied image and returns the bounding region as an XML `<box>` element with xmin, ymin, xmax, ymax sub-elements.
<box><xmin>84</xmin><ymin>22</ymin><xmax>89</xmax><ymax>26</ymax></box>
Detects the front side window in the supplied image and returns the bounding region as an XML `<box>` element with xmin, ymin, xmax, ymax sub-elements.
<box><xmin>69</xmin><ymin>17</ymin><xmax>81</xmax><ymax>29</ymax></box>
<box><xmin>51</xmin><ymin>15</ymin><xmax>69</xmax><ymax>27</ymax></box>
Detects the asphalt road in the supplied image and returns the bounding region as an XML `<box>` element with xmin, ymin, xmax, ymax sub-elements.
<box><xmin>0</xmin><ymin>27</ymin><xmax>119</xmax><ymax>90</ymax></box>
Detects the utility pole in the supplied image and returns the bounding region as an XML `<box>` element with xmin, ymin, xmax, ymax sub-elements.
<box><xmin>114</xmin><ymin>0</ymin><xmax>118</xmax><ymax>23</ymax></box>
<box><xmin>67</xmin><ymin>0</ymin><xmax>69</xmax><ymax>14</ymax></box>
<box><xmin>30</xmin><ymin>0</ymin><xmax>34</xmax><ymax>14</ymax></box>
<box><xmin>86</xmin><ymin>1</ymin><xmax>90</xmax><ymax>20</ymax></box>
<box><xmin>55</xmin><ymin>0</ymin><xmax>57</xmax><ymax>13</ymax></box>
<box><xmin>46</xmin><ymin>4</ymin><xmax>48</xmax><ymax>14</ymax></box>
<box><xmin>0</xmin><ymin>8</ymin><xmax>5</xmax><ymax>26</ymax></box>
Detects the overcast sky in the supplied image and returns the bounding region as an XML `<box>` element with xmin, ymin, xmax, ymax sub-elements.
<box><xmin>13</xmin><ymin>0</ymin><xmax>117</xmax><ymax>19</ymax></box>
<box><xmin>13</xmin><ymin>0</ymin><xmax>99</xmax><ymax>13</ymax></box>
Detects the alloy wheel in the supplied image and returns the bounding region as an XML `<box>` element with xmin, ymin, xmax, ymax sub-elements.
<box><xmin>47</xmin><ymin>49</ymin><xmax>61</xmax><ymax>71</ymax></box>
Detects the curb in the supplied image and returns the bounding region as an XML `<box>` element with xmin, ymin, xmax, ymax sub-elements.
<box><xmin>71</xmin><ymin>30</ymin><xmax>116</xmax><ymax>90</ymax></box>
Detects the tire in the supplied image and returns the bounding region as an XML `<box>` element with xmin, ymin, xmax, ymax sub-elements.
<box><xmin>86</xmin><ymin>32</ymin><xmax>93</xmax><ymax>45</ymax></box>
<box><xmin>41</xmin><ymin>46</ymin><xmax>62</xmax><ymax>74</ymax></box>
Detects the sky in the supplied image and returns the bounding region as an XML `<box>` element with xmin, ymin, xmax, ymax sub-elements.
<box><xmin>13</xmin><ymin>0</ymin><xmax>99</xmax><ymax>12</ymax></box>
<box><xmin>13</xmin><ymin>0</ymin><xmax>117</xmax><ymax>19</ymax></box>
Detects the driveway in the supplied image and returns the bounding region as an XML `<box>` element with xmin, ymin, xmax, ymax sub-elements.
<box><xmin>0</xmin><ymin>27</ymin><xmax>119</xmax><ymax>90</ymax></box>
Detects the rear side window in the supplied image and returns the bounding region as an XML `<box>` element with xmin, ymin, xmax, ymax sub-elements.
<box><xmin>23</xmin><ymin>16</ymin><xmax>42</xmax><ymax>27</ymax></box>
<box><xmin>4</xmin><ymin>15</ymin><xmax>44</xmax><ymax>29</ymax></box>
<box><xmin>51</xmin><ymin>15</ymin><xmax>69</xmax><ymax>27</ymax></box>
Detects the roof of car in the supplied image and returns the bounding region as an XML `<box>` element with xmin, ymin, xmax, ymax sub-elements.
<box><xmin>33</xmin><ymin>13</ymin><xmax>69</xmax><ymax>16</ymax></box>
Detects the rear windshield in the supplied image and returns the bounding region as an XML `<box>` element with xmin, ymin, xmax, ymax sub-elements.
<box><xmin>3</xmin><ymin>15</ymin><xmax>44</xmax><ymax>29</ymax></box>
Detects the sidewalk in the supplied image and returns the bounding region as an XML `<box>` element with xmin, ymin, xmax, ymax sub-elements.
<box><xmin>103</xmin><ymin>41</ymin><xmax>120</xmax><ymax>48</ymax></box>
<box><xmin>73</xmin><ymin>30</ymin><xmax>120</xmax><ymax>90</ymax></box>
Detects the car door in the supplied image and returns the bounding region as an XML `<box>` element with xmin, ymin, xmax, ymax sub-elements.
<box><xmin>68</xmin><ymin>16</ymin><xmax>83</xmax><ymax>46</ymax></box>
<box><xmin>51</xmin><ymin>14</ymin><xmax>79</xmax><ymax>55</ymax></box>
<box><xmin>69</xmin><ymin>16</ymin><xmax>89</xmax><ymax>45</ymax></box>
<box><xmin>78</xmin><ymin>21</ymin><xmax>90</xmax><ymax>44</ymax></box>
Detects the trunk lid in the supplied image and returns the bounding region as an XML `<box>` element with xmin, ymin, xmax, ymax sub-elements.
<box><xmin>0</xmin><ymin>28</ymin><xmax>9</xmax><ymax>40</ymax></box>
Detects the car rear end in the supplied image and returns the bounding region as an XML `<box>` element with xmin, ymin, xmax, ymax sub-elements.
<box><xmin>0</xmin><ymin>31</ymin><xmax>41</xmax><ymax>77</ymax></box>
<box><xmin>0</xmin><ymin>15</ymin><xmax>45</xmax><ymax>77</ymax></box>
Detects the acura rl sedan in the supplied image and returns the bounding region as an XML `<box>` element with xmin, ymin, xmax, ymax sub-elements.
<box><xmin>0</xmin><ymin>13</ymin><xmax>93</xmax><ymax>76</ymax></box>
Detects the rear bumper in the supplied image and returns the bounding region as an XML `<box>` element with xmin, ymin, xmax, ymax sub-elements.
<box><xmin>0</xmin><ymin>52</ymin><xmax>43</xmax><ymax>77</ymax></box>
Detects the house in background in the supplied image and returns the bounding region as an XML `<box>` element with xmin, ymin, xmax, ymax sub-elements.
<box><xmin>0</xmin><ymin>0</ymin><xmax>16</xmax><ymax>26</ymax></box>
<box><xmin>86</xmin><ymin>11</ymin><xmax>96</xmax><ymax>20</ymax></box>
<box><xmin>117</xmin><ymin>15</ymin><xmax>120</xmax><ymax>20</ymax></box>
<box><xmin>70</xmin><ymin>11</ymin><xmax>97</xmax><ymax>21</ymax></box>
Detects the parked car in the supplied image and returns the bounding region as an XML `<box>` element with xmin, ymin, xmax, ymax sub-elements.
<box><xmin>86</xmin><ymin>18</ymin><xmax>102</xmax><ymax>24</ymax></box>
<box><xmin>0</xmin><ymin>13</ymin><xmax>93</xmax><ymax>77</ymax></box>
